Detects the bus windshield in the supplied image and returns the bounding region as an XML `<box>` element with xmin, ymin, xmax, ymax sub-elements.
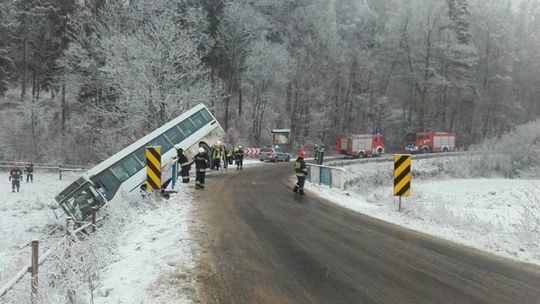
<box><xmin>59</xmin><ymin>183</ymin><xmax>106</xmax><ymax>221</ymax></box>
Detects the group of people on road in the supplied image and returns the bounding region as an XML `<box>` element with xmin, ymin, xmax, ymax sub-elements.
<box><xmin>173</xmin><ymin>142</ymin><xmax>245</xmax><ymax>190</ymax></box>
<box><xmin>210</xmin><ymin>142</ymin><xmax>245</xmax><ymax>171</ymax></box>
<box><xmin>9</xmin><ymin>161</ymin><xmax>34</xmax><ymax>193</ymax></box>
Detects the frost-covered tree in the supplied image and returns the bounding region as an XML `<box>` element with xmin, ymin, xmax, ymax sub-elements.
<box><xmin>0</xmin><ymin>0</ymin><xmax>13</xmax><ymax>96</ymax></box>
<box><xmin>62</xmin><ymin>0</ymin><xmax>214</xmax><ymax>160</ymax></box>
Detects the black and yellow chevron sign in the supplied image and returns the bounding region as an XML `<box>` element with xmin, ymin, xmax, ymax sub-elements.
<box><xmin>146</xmin><ymin>146</ymin><xmax>161</xmax><ymax>190</ymax></box>
<box><xmin>394</xmin><ymin>154</ymin><xmax>411</xmax><ymax>197</ymax></box>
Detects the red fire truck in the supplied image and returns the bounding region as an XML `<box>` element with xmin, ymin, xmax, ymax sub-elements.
<box><xmin>336</xmin><ymin>134</ymin><xmax>385</xmax><ymax>158</ymax></box>
<box><xmin>405</xmin><ymin>132</ymin><xmax>456</xmax><ymax>153</ymax></box>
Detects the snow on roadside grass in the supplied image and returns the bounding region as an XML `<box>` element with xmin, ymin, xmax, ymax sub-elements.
<box><xmin>0</xmin><ymin>171</ymin><xmax>78</xmax><ymax>288</ymax></box>
<box><xmin>1</xmin><ymin>171</ymin><xmax>199</xmax><ymax>303</ymax></box>
<box><xmin>310</xmin><ymin>178</ymin><xmax>540</xmax><ymax>265</ymax></box>
<box><xmin>94</xmin><ymin>185</ymin><xmax>198</xmax><ymax>304</ymax></box>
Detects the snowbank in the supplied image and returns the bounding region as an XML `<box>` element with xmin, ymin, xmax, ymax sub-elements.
<box><xmin>311</xmin><ymin>176</ymin><xmax>540</xmax><ymax>265</ymax></box>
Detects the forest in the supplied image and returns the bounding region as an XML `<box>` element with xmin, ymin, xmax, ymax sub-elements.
<box><xmin>0</xmin><ymin>0</ymin><xmax>538</xmax><ymax>164</ymax></box>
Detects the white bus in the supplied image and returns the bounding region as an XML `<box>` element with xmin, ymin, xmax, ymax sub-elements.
<box><xmin>55</xmin><ymin>103</ymin><xmax>224</xmax><ymax>221</ymax></box>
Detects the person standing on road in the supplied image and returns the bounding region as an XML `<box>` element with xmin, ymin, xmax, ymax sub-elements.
<box><xmin>212</xmin><ymin>145</ymin><xmax>221</xmax><ymax>170</ymax></box>
<box><xmin>235</xmin><ymin>146</ymin><xmax>244</xmax><ymax>171</ymax></box>
<box><xmin>9</xmin><ymin>164</ymin><xmax>23</xmax><ymax>192</ymax></box>
<box><xmin>25</xmin><ymin>161</ymin><xmax>33</xmax><ymax>183</ymax></box>
<box><xmin>194</xmin><ymin>147</ymin><xmax>210</xmax><ymax>189</ymax></box>
<box><xmin>173</xmin><ymin>146</ymin><xmax>192</xmax><ymax>183</ymax></box>
<box><xmin>293</xmin><ymin>151</ymin><xmax>308</xmax><ymax>195</ymax></box>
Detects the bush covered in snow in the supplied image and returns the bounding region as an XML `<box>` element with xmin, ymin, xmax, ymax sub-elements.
<box><xmin>449</xmin><ymin>120</ymin><xmax>540</xmax><ymax>178</ymax></box>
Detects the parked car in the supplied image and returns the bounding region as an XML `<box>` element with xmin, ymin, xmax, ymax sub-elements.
<box><xmin>259</xmin><ymin>146</ymin><xmax>291</xmax><ymax>162</ymax></box>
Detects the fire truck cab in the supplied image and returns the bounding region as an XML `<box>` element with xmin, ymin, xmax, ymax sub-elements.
<box><xmin>336</xmin><ymin>134</ymin><xmax>385</xmax><ymax>158</ymax></box>
<box><xmin>405</xmin><ymin>132</ymin><xmax>455</xmax><ymax>153</ymax></box>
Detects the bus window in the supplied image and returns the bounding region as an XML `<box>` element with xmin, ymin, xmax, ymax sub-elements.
<box><xmin>111</xmin><ymin>162</ymin><xmax>130</xmax><ymax>182</ymax></box>
<box><xmin>190</xmin><ymin>111</ymin><xmax>206</xmax><ymax>129</ymax></box>
<box><xmin>92</xmin><ymin>169</ymin><xmax>121</xmax><ymax>200</ymax></box>
<box><xmin>179</xmin><ymin>119</ymin><xmax>196</xmax><ymax>136</ymax></box>
<box><xmin>120</xmin><ymin>154</ymin><xmax>143</xmax><ymax>176</ymax></box>
<box><xmin>150</xmin><ymin>135</ymin><xmax>173</xmax><ymax>152</ymax></box>
<box><xmin>164</xmin><ymin>126</ymin><xmax>186</xmax><ymax>145</ymax></box>
<box><xmin>133</xmin><ymin>147</ymin><xmax>146</xmax><ymax>164</ymax></box>
<box><xmin>200</xmin><ymin>108</ymin><xmax>213</xmax><ymax>123</ymax></box>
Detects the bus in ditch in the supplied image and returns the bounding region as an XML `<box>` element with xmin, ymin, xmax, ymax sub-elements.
<box><xmin>55</xmin><ymin>103</ymin><xmax>224</xmax><ymax>222</ymax></box>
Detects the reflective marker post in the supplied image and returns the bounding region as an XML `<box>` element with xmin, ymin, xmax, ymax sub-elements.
<box><xmin>146</xmin><ymin>146</ymin><xmax>161</xmax><ymax>191</ymax></box>
<box><xmin>394</xmin><ymin>154</ymin><xmax>411</xmax><ymax>211</ymax></box>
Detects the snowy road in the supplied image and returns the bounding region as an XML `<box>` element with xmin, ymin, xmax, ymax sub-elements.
<box><xmin>193</xmin><ymin>163</ymin><xmax>540</xmax><ymax>304</ymax></box>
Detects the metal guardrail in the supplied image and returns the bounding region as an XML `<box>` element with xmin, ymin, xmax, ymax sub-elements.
<box><xmin>0</xmin><ymin>161</ymin><xmax>90</xmax><ymax>180</ymax></box>
<box><xmin>309</xmin><ymin>152</ymin><xmax>477</xmax><ymax>189</ymax></box>
<box><xmin>306</xmin><ymin>163</ymin><xmax>347</xmax><ymax>189</ymax></box>
<box><xmin>326</xmin><ymin>151</ymin><xmax>475</xmax><ymax>167</ymax></box>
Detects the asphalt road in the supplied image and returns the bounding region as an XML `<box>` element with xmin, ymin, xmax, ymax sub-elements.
<box><xmin>193</xmin><ymin>163</ymin><xmax>540</xmax><ymax>304</ymax></box>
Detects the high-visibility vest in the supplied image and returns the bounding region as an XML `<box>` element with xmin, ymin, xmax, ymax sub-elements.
<box><xmin>212</xmin><ymin>149</ymin><xmax>221</xmax><ymax>160</ymax></box>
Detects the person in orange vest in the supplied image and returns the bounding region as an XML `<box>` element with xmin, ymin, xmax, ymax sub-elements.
<box><xmin>293</xmin><ymin>151</ymin><xmax>307</xmax><ymax>194</ymax></box>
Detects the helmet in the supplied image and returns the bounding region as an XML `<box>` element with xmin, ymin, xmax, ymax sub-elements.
<box><xmin>217</xmin><ymin>140</ymin><xmax>222</xmax><ymax>145</ymax></box>
<box><xmin>81</xmin><ymin>191</ymin><xmax>87</xmax><ymax>195</ymax></box>
<box><xmin>198</xmin><ymin>147</ymin><xmax>205</xmax><ymax>153</ymax></box>
<box><xmin>239</xmin><ymin>145</ymin><xmax>242</xmax><ymax>149</ymax></box>
<box><xmin>297</xmin><ymin>150</ymin><xmax>306</xmax><ymax>158</ymax></box>
<box><xmin>174</xmin><ymin>144</ymin><xmax>181</xmax><ymax>149</ymax></box>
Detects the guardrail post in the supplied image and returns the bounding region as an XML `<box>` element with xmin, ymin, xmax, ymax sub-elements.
<box><xmin>59</xmin><ymin>164</ymin><xmax>62</xmax><ymax>181</ymax></box>
<box><xmin>29</xmin><ymin>240</ymin><xmax>39</xmax><ymax>302</ymax></box>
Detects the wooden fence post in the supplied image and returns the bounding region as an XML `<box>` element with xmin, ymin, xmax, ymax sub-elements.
<box><xmin>30</xmin><ymin>240</ymin><xmax>39</xmax><ymax>302</ymax></box>
<box><xmin>59</xmin><ymin>164</ymin><xmax>62</xmax><ymax>181</ymax></box>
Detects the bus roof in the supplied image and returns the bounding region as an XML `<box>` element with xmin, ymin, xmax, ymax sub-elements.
<box><xmin>84</xmin><ymin>103</ymin><xmax>210</xmax><ymax>179</ymax></box>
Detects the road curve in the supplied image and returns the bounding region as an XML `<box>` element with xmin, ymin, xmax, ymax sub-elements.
<box><xmin>192</xmin><ymin>163</ymin><xmax>540</xmax><ymax>304</ymax></box>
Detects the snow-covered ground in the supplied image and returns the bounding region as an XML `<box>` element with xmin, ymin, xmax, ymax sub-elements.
<box><xmin>310</xmin><ymin>158</ymin><xmax>540</xmax><ymax>265</ymax></box>
<box><xmin>93</xmin><ymin>185</ymin><xmax>198</xmax><ymax>304</ymax></box>
<box><xmin>0</xmin><ymin>171</ymin><xmax>77</xmax><ymax>285</ymax></box>
<box><xmin>0</xmin><ymin>170</ymin><xmax>202</xmax><ymax>303</ymax></box>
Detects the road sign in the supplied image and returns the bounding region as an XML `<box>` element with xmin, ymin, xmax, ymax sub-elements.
<box><xmin>244</xmin><ymin>148</ymin><xmax>260</xmax><ymax>156</ymax></box>
<box><xmin>394</xmin><ymin>154</ymin><xmax>411</xmax><ymax>197</ymax></box>
<box><xmin>146</xmin><ymin>146</ymin><xmax>161</xmax><ymax>190</ymax></box>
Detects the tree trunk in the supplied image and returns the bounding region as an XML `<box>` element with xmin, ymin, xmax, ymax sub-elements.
<box><xmin>238</xmin><ymin>72</ymin><xmax>243</xmax><ymax>117</ymax></box>
<box><xmin>61</xmin><ymin>82</ymin><xmax>66</xmax><ymax>135</ymax></box>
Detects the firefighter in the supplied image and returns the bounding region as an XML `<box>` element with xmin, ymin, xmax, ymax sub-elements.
<box><xmin>235</xmin><ymin>146</ymin><xmax>244</xmax><ymax>170</ymax></box>
<box><xmin>25</xmin><ymin>161</ymin><xmax>33</xmax><ymax>183</ymax></box>
<box><xmin>173</xmin><ymin>145</ymin><xmax>192</xmax><ymax>183</ymax></box>
<box><xmin>293</xmin><ymin>151</ymin><xmax>308</xmax><ymax>195</ymax></box>
<box><xmin>211</xmin><ymin>145</ymin><xmax>221</xmax><ymax>170</ymax></box>
<box><xmin>9</xmin><ymin>164</ymin><xmax>23</xmax><ymax>192</ymax></box>
<box><xmin>226</xmin><ymin>147</ymin><xmax>233</xmax><ymax>165</ymax></box>
<box><xmin>194</xmin><ymin>147</ymin><xmax>209</xmax><ymax>189</ymax></box>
